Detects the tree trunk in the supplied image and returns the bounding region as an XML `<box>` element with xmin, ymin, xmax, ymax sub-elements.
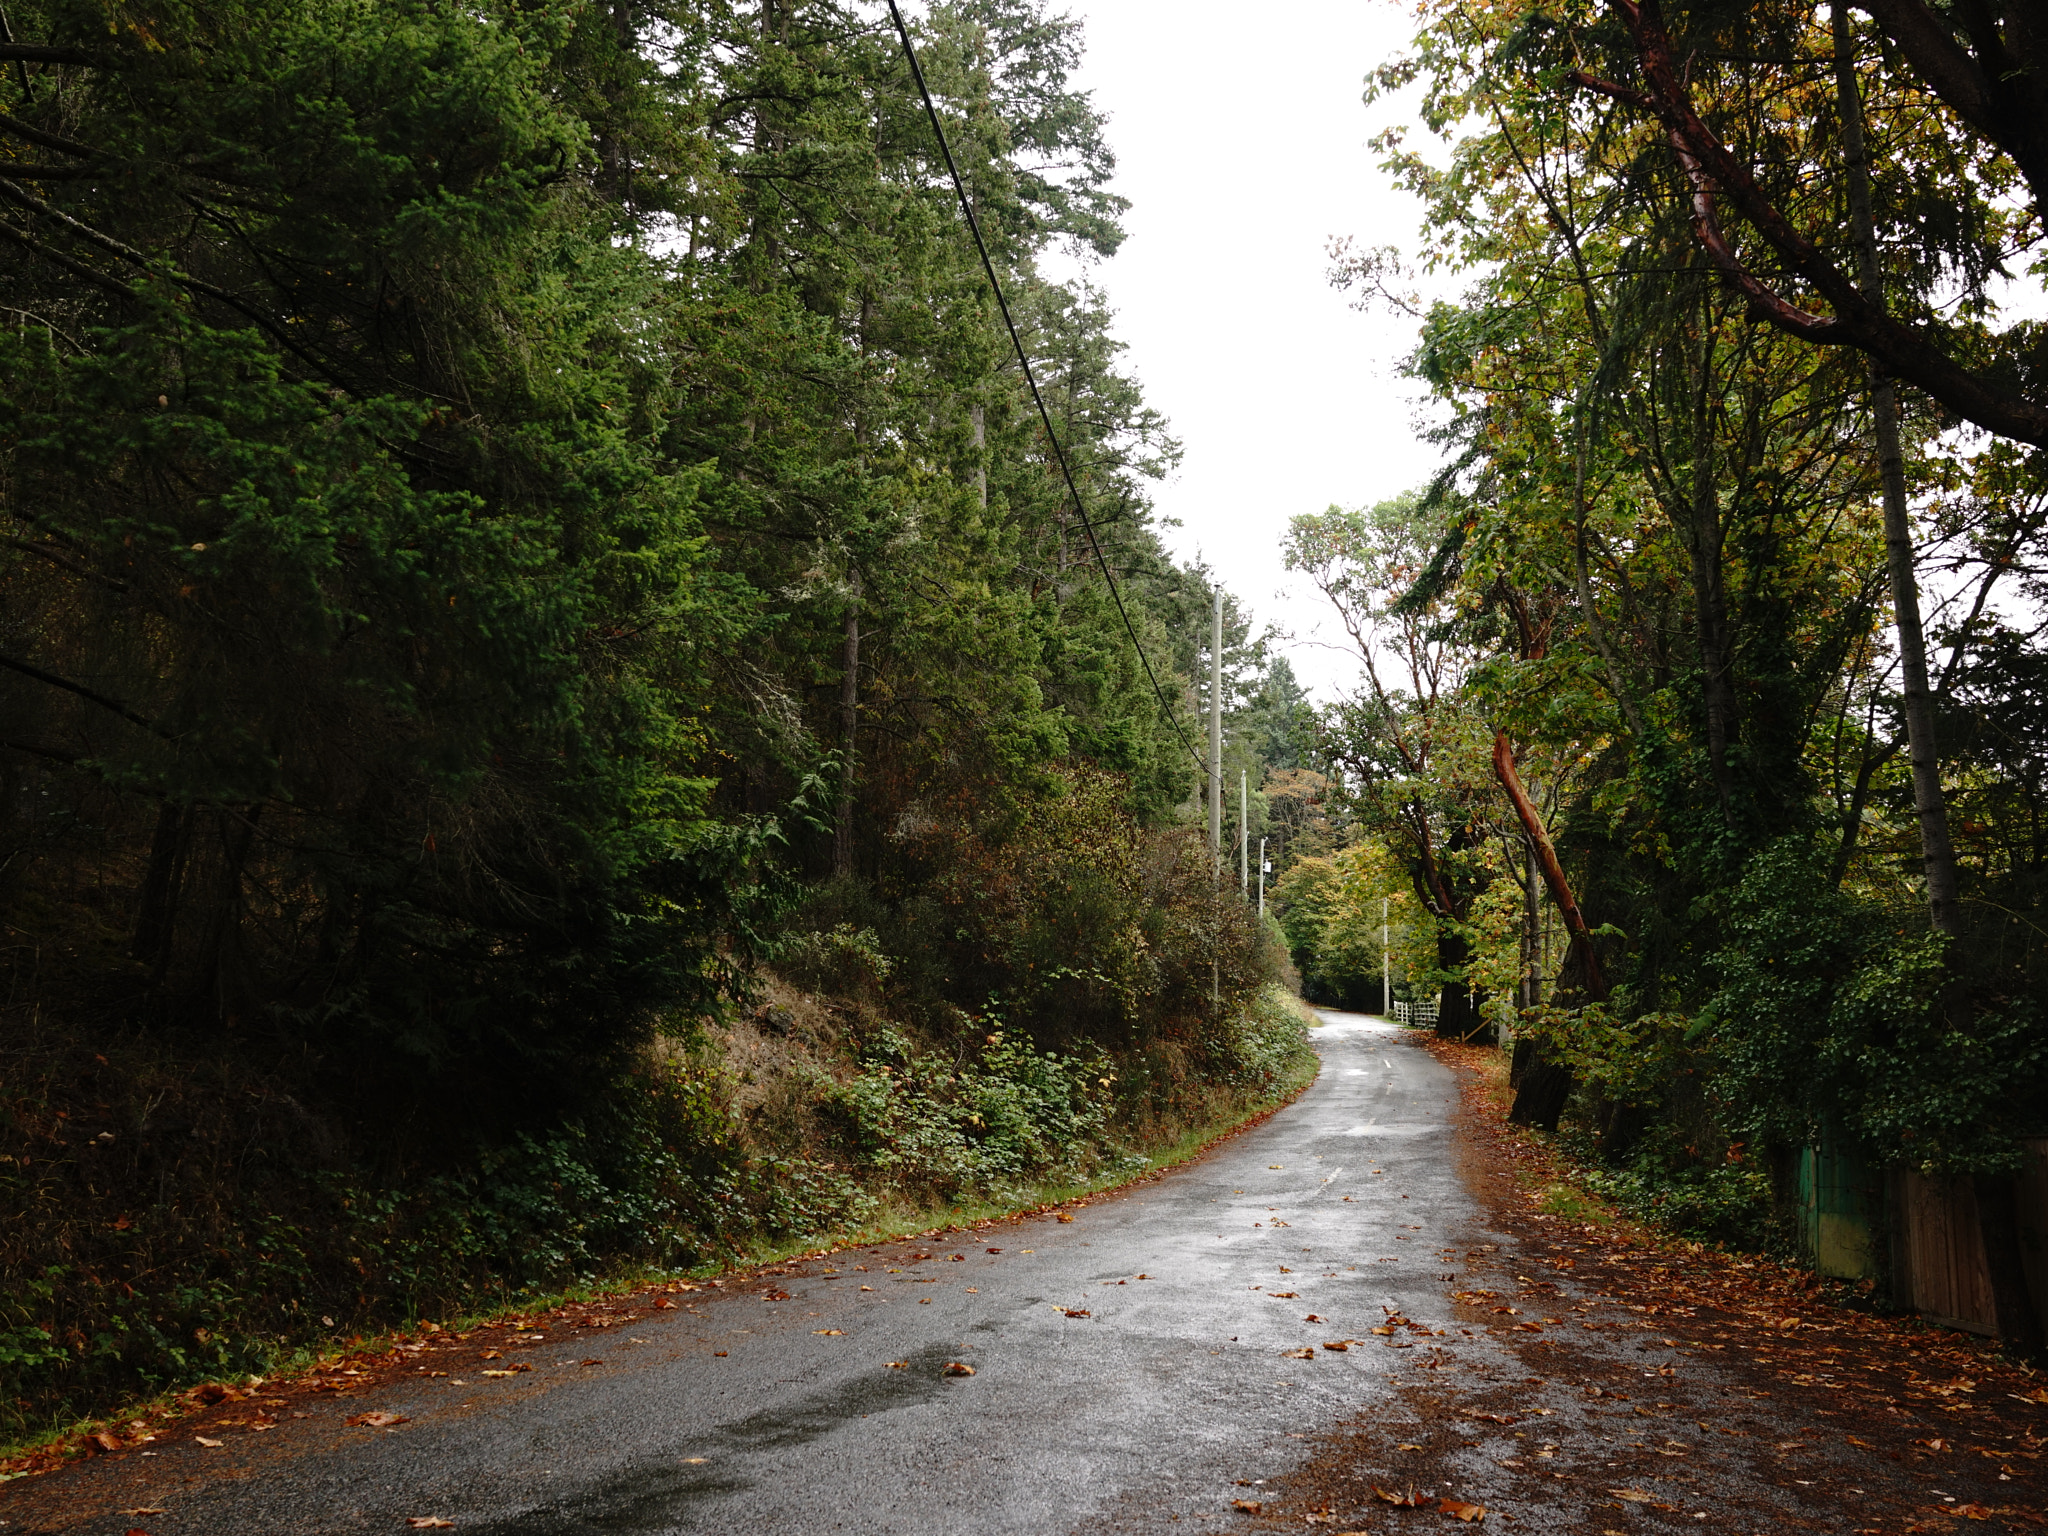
<box><xmin>133</xmin><ymin>799</ymin><xmax>192</xmax><ymax>974</ymax></box>
<box><xmin>1685</xmin><ymin>412</ymin><xmax>1738</xmax><ymax>811</ymax></box>
<box><xmin>197</xmin><ymin>805</ymin><xmax>260</xmax><ymax>1023</ymax></box>
<box><xmin>1833</xmin><ymin>3</ymin><xmax>2032</xmax><ymax>1355</ymax></box>
<box><xmin>1434</xmin><ymin>925</ymin><xmax>1484</xmax><ymax>1041</ymax></box>
<box><xmin>832</xmin><ymin>588</ymin><xmax>859</xmax><ymax>881</ymax></box>
<box><xmin>970</xmin><ymin>401</ymin><xmax>987</xmax><ymax>510</ymax></box>
<box><xmin>1492</xmin><ymin>732</ymin><xmax>1607</xmax><ymax>1129</ymax></box>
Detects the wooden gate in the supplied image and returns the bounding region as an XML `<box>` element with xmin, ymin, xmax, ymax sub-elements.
<box><xmin>1890</xmin><ymin>1169</ymin><xmax>1998</xmax><ymax>1335</ymax></box>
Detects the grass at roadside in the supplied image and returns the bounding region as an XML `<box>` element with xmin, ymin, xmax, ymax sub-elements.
<box><xmin>0</xmin><ymin>990</ymin><xmax>1320</xmax><ymax>1479</ymax></box>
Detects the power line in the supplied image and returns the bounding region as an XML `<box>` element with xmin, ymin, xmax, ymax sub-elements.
<box><xmin>881</xmin><ymin>0</ymin><xmax>1207</xmax><ymax>774</ymax></box>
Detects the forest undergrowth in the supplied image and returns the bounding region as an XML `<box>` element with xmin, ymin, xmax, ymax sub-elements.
<box><xmin>0</xmin><ymin>975</ymin><xmax>1314</xmax><ymax>1459</ymax></box>
<box><xmin>1420</xmin><ymin>1029</ymin><xmax>2020</xmax><ymax>1353</ymax></box>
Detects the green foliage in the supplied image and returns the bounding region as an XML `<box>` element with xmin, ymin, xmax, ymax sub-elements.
<box><xmin>0</xmin><ymin>0</ymin><xmax>1293</xmax><ymax>1440</ymax></box>
<box><xmin>828</xmin><ymin>1026</ymin><xmax>1111</xmax><ymax>1193</ymax></box>
<box><xmin>1570</xmin><ymin>1133</ymin><xmax>1777</xmax><ymax>1250</ymax></box>
<box><xmin>1706</xmin><ymin>842</ymin><xmax>2048</xmax><ymax>1177</ymax></box>
<box><xmin>1288</xmin><ymin>0</ymin><xmax>2048</xmax><ymax>1268</ymax></box>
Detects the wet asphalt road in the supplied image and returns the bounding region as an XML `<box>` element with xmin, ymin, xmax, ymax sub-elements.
<box><xmin>1</xmin><ymin>1010</ymin><xmax>1522</xmax><ymax>1535</ymax></box>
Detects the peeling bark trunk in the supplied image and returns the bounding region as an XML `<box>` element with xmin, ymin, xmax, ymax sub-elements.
<box><xmin>1492</xmin><ymin>732</ymin><xmax>1607</xmax><ymax>1130</ymax></box>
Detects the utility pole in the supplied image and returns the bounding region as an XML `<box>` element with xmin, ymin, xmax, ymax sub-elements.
<box><xmin>1258</xmin><ymin>837</ymin><xmax>1267</xmax><ymax>917</ymax></box>
<box><xmin>1382</xmin><ymin>896</ymin><xmax>1390</xmax><ymax>1018</ymax></box>
<box><xmin>1239</xmin><ymin>769</ymin><xmax>1248</xmax><ymax>893</ymax></box>
<box><xmin>1209</xmin><ymin>589</ymin><xmax>1222</xmax><ymax>878</ymax></box>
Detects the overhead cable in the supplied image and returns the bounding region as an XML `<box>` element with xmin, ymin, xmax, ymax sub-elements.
<box><xmin>881</xmin><ymin>0</ymin><xmax>1208</xmax><ymax>773</ymax></box>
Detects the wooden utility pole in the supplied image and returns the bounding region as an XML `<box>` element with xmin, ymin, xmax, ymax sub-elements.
<box><xmin>1382</xmin><ymin>896</ymin><xmax>1389</xmax><ymax>1018</ymax></box>
<box><xmin>1239</xmin><ymin>769</ymin><xmax>1248</xmax><ymax>893</ymax></box>
<box><xmin>1209</xmin><ymin>589</ymin><xmax>1222</xmax><ymax>875</ymax></box>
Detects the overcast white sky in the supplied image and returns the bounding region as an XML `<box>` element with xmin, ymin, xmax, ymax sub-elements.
<box><xmin>1049</xmin><ymin>0</ymin><xmax>1450</xmax><ymax>699</ymax></box>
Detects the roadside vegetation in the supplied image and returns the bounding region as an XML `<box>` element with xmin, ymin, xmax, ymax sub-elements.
<box><xmin>0</xmin><ymin>0</ymin><xmax>1328</xmax><ymax>1444</ymax></box>
<box><xmin>1266</xmin><ymin>0</ymin><xmax>2048</xmax><ymax>1354</ymax></box>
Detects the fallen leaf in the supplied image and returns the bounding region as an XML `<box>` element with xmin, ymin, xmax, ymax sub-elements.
<box><xmin>406</xmin><ymin>1521</ymin><xmax>455</xmax><ymax>1530</ymax></box>
<box><xmin>943</xmin><ymin>1361</ymin><xmax>975</xmax><ymax>1376</ymax></box>
<box><xmin>1064</xmin><ymin>1309</ymin><xmax>1091</xmax><ymax>1319</ymax></box>
<box><xmin>1232</xmin><ymin>1499</ymin><xmax>1265</xmax><ymax>1514</ymax></box>
<box><xmin>813</xmin><ymin>1329</ymin><xmax>845</xmax><ymax>1336</ymax></box>
<box><xmin>1438</xmin><ymin>1496</ymin><xmax>1486</xmax><ymax>1522</ymax></box>
<box><xmin>886</xmin><ymin>1361</ymin><xmax>908</xmax><ymax>1369</ymax></box>
<box><xmin>1397</xmin><ymin>1443</ymin><xmax>1425</xmax><ymax>1451</ymax></box>
<box><xmin>684</xmin><ymin>1456</ymin><xmax>708</xmax><ymax>1463</ymax></box>
<box><xmin>192</xmin><ymin>1383</ymin><xmax>232</xmax><ymax>1405</ymax></box>
<box><xmin>713</xmin><ymin>1351</ymin><xmax>728</xmax><ymax>1357</ymax></box>
<box><xmin>1952</xmin><ymin>1506</ymin><xmax>1993</xmax><ymax>1521</ymax></box>
<box><xmin>1608</xmin><ymin>1489</ymin><xmax>1653</xmax><ymax>1503</ymax></box>
<box><xmin>1463</xmin><ymin>1412</ymin><xmax>1519</xmax><ymax>1425</ymax></box>
<box><xmin>1281</xmin><ymin>1347</ymin><xmax>1316</xmax><ymax>1359</ymax></box>
<box><xmin>1322</xmin><ymin>1341</ymin><xmax>1350</xmax><ymax>1352</ymax></box>
<box><xmin>195</xmin><ymin>1437</ymin><xmax>223</xmax><ymax>1448</ymax></box>
<box><xmin>86</xmin><ymin>1432</ymin><xmax>122</xmax><ymax>1453</ymax></box>
<box><xmin>1271</xmin><ymin>1292</ymin><xmax>1300</xmax><ymax>1299</ymax></box>
<box><xmin>1304</xmin><ymin>1314</ymin><xmax>1323</xmax><ymax>1323</ymax></box>
<box><xmin>579</xmin><ymin>1359</ymin><xmax>604</xmax><ymax>1367</ymax></box>
<box><xmin>1371</xmin><ymin>1325</ymin><xmax>1397</xmax><ymax>1336</ymax></box>
<box><xmin>1056</xmin><ymin>1214</ymin><xmax>1074</xmax><ymax>1223</ymax></box>
<box><xmin>481</xmin><ymin>1370</ymin><xmax>513</xmax><ymax>1379</ymax></box>
<box><xmin>345</xmin><ymin>1412</ymin><xmax>409</xmax><ymax>1428</ymax></box>
<box><xmin>1372</xmin><ymin>1486</ymin><xmax>1425</xmax><ymax>1507</ymax></box>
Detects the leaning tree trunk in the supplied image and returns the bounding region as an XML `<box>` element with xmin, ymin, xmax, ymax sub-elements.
<box><xmin>1833</xmin><ymin>3</ymin><xmax>2041</xmax><ymax>1364</ymax></box>
<box><xmin>1493</xmin><ymin>732</ymin><xmax>1608</xmax><ymax>1131</ymax></box>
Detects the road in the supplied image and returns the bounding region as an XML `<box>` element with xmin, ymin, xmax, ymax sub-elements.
<box><xmin>1</xmin><ymin>1011</ymin><xmax>1518</xmax><ymax>1534</ymax></box>
<box><xmin>11</xmin><ymin>1012</ymin><xmax>2033</xmax><ymax>1534</ymax></box>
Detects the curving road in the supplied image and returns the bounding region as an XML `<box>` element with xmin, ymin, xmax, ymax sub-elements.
<box><xmin>3</xmin><ymin>1012</ymin><xmax>1521</xmax><ymax>1535</ymax></box>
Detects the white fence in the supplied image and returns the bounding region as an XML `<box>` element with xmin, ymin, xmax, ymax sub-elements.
<box><xmin>1392</xmin><ymin>996</ymin><xmax>1439</xmax><ymax>1029</ymax></box>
